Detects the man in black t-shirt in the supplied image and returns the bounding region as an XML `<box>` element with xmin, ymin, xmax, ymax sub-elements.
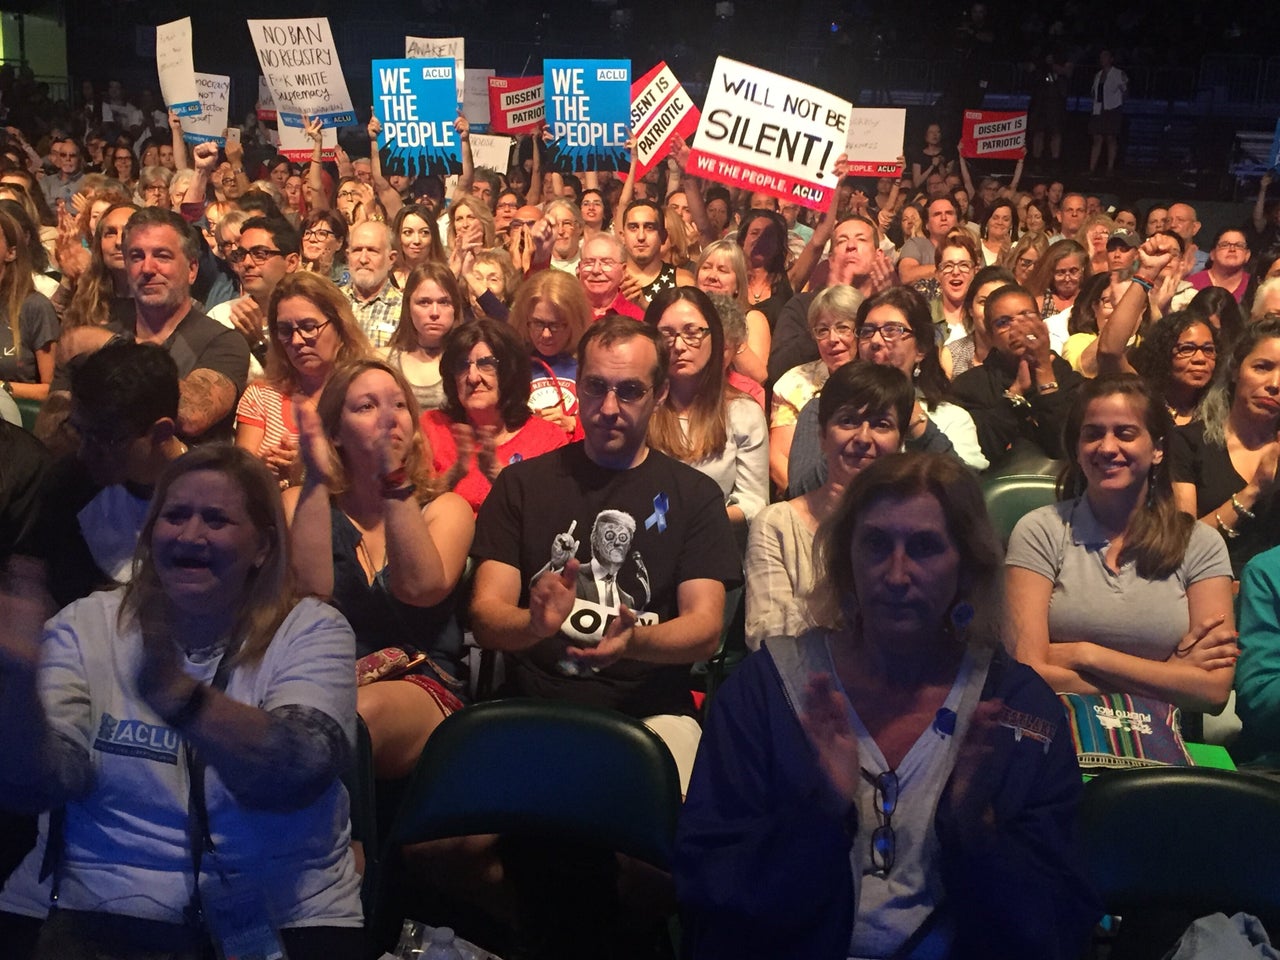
<box><xmin>471</xmin><ymin>315</ymin><xmax>741</xmax><ymax>791</ymax></box>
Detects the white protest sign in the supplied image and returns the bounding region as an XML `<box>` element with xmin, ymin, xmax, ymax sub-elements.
<box><xmin>688</xmin><ymin>58</ymin><xmax>849</xmax><ymax>211</ymax></box>
<box><xmin>445</xmin><ymin>132</ymin><xmax>514</xmax><ymax>191</ymax></box>
<box><xmin>406</xmin><ymin>36</ymin><xmax>465</xmax><ymax>103</ymax></box>
<box><xmin>630</xmin><ymin>62</ymin><xmax>700</xmax><ymax>178</ymax></box>
<box><xmin>256</xmin><ymin>76</ymin><xmax>277</xmax><ymax>122</ymax></box>
<box><xmin>249</xmin><ymin>18</ymin><xmax>357</xmax><ymax>128</ymax></box>
<box><xmin>844</xmin><ymin>108</ymin><xmax>905</xmax><ymax>176</ymax></box>
<box><xmin>276</xmin><ymin>118</ymin><xmax>338</xmax><ymax>162</ymax></box>
<box><xmin>181</xmin><ymin>74</ymin><xmax>231</xmax><ymax>146</ymax></box>
<box><xmin>464</xmin><ymin>68</ymin><xmax>495</xmax><ymax>126</ymax></box>
<box><xmin>155</xmin><ymin>17</ymin><xmax>200</xmax><ymax>117</ymax></box>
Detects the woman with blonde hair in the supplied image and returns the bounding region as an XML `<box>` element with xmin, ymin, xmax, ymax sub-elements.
<box><xmin>287</xmin><ymin>358</ymin><xmax>475</xmax><ymax>779</ymax></box>
<box><xmin>1002</xmin><ymin>231</ymin><xmax>1049</xmax><ymax>288</ymax></box>
<box><xmin>236</xmin><ymin>272</ymin><xmax>373</xmax><ymax>486</ymax></box>
<box><xmin>446</xmin><ymin>194</ymin><xmax>496</xmax><ymax>273</ymax></box>
<box><xmin>694</xmin><ymin>238</ymin><xmax>771</xmax><ymax>386</ymax></box>
<box><xmin>509</xmin><ymin>267</ymin><xmax>592</xmax><ymax>435</ymax></box>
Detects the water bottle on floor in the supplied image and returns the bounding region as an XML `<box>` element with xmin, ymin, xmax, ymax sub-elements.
<box><xmin>422</xmin><ymin>926</ymin><xmax>465</xmax><ymax>960</ymax></box>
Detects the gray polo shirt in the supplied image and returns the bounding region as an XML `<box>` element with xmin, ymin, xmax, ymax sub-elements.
<box><xmin>1006</xmin><ymin>497</ymin><xmax>1232</xmax><ymax>661</ymax></box>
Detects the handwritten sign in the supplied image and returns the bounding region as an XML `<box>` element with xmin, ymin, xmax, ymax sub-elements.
<box><xmin>844</xmin><ymin>108</ymin><xmax>905</xmax><ymax>175</ymax></box>
<box><xmin>155</xmin><ymin>18</ymin><xmax>200</xmax><ymax>117</ymax></box>
<box><xmin>256</xmin><ymin>76</ymin><xmax>277</xmax><ymax>122</ymax></box>
<box><xmin>248</xmin><ymin>18</ymin><xmax>357</xmax><ymax>128</ymax></box>
<box><xmin>445</xmin><ymin>132</ymin><xmax>514</xmax><ymax>192</ymax></box>
<box><xmin>465</xmin><ymin>68</ymin><xmax>495</xmax><ymax>127</ymax></box>
<box><xmin>960</xmin><ymin>110</ymin><xmax>1027</xmax><ymax>160</ymax></box>
<box><xmin>488</xmin><ymin>76</ymin><xmax>544</xmax><ymax>135</ymax></box>
<box><xmin>405</xmin><ymin>36</ymin><xmax>465</xmax><ymax>104</ymax></box>
<box><xmin>543</xmin><ymin>59</ymin><xmax>631</xmax><ymax>172</ymax></box>
<box><xmin>276</xmin><ymin>119</ymin><xmax>337</xmax><ymax>162</ymax></box>
<box><xmin>181</xmin><ymin>74</ymin><xmax>231</xmax><ymax>146</ymax></box>
<box><xmin>689</xmin><ymin>57</ymin><xmax>849</xmax><ymax>211</ymax></box>
<box><xmin>630</xmin><ymin>62</ymin><xmax>700</xmax><ymax>178</ymax></box>
<box><xmin>373</xmin><ymin>58</ymin><xmax>463</xmax><ymax>178</ymax></box>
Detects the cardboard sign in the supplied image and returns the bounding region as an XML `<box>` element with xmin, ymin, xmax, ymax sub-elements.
<box><xmin>960</xmin><ymin>111</ymin><xmax>1028</xmax><ymax>160</ymax></box>
<box><xmin>464</xmin><ymin>68</ymin><xmax>495</xmax><ymax>127</ymax></box>
<box><xmin>405</xmin><ymin>36</ymin><xmax>465</xmax><ymax>104</ymax></box>
<box><xmin>689</xmin><ymin>57</ymin><xmax>849</xmax><ymax>211</ymax></box>
<box><xmin>155</xmin><ymin>18</ymin><xmax>200</xmax><ymax>117</ymax></box>
<box><xmin>630</xmin><ymin>62</ymin><xmax>700</xmax><ymax>178</ymax></box>
<box><xmin>181</xmin><ymin>74</ymin><xmax>231</xmax><ymax>146</ymax></box>
<box><xmin>248</xmin><ymin>18</ymin><xmax>357</xmax><ymax>128</ymax></box>
<box><xmin>844</xmin><ymin>108</ymin><xmax>905</xmax><ymax>176</ymax></box>
<box><xmin>275</xmin><ymin>119</ymin><xmax>337</xmax><ymax>162</ymax></box>
<box><xmin>543</xmin><ymin>59</ymin><xmax>631</xmax><ymax>172</ymax></box>
<box><xmin>372</xmin><ymin>58</ymin><xmax>463</xmax><ymax>178</ymax></box>
<box><xmin>256</xmin><ymin>76</ymin><xmax>277</xmax><ymax>122</ymax></box>
<box><xmin>445</xmin><ymin>132</ymin><xmax>515</xmax><ymax>192</ymax></box>
<box><xmin>488</xmin><ymin>76</ymin><xmax>544</xmax><ymax>135</ymax></box>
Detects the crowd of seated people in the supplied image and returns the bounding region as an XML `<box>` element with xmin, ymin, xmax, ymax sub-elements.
<box><xmin>4</xmin><ymin>64</ymin><xmax>1280</xmax><ymax>959</ymax></box>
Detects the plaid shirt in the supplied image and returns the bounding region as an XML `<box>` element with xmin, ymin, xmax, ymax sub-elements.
<box><xmin>341</xmin><ymin>278</ymin><xmax>403</xmax><ymax>349</ymax></box>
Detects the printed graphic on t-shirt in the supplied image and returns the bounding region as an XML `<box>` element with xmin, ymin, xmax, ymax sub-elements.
<box><xmin>93</xmin><ymin>712</ymin><xmax>181</xmax><ymax>764</ymax></box>
<box><xmin>535</xmin><ymin>510</ymin><xmax>660</xmax><ymax>649</ymax></box>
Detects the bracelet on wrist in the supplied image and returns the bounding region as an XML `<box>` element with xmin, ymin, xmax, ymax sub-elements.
<box><xmin>1131</xmin><ymin>275</ymin><xmax>1156</xmax><ymax>291</ymax></box>
<box><xmin>1036</xmin><ymin>380</ymin><xmax>1059</xmax><ymax>393</ymax></box>
<box><xmin>160</xmin><ymin>682</ymin><xmax>209</xmax><ymax>729</ymax></box>
<box><xmin>1232</xmin><ymin>493</ymin><xmax>1257</xmax><ymax>522</ymax></box>
<box><xmin>1216</xmin><ymin>513</ymin><xmax>1240</xmax><ymax>539</ymax></box>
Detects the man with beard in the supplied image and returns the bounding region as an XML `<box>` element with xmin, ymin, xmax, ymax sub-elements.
<box><xmin>340</xmin><ymin>221</ymin><xmax>402</xmax><ymax>348</ymax></box>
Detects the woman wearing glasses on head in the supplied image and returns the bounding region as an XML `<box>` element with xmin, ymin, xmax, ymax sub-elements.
<box><xmin>236</xmin><ymin>273</ymin><xmax>373</xmax><ymax>487</ymax></box>
<box><xmin>644</xmin><ymin>286</ymin><xmax>768</xmax><ymax>531</ymax></box>
<box><xmin>677</xmin><ymin>452</ymin><xmax>1098</xmax><ymax>959</ymax></box>
<box><xmin>420</xmin><ymin>318</ymin><xmax>568</xmax><ymax>514</ymax></box>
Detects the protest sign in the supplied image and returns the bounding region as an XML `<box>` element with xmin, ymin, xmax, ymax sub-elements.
<box><xmin>181</xmin><ymin>74</ymin><xmax>231</xmax><ymax>146</ymax></box>
<box><xmin>445</xmin><ymin>132</ymin><xmax>514</xmax><ymax>192</ymax></box>
<box><xmin>488</xmin><ymin>76</ymin><xmax>544</xmax><ymax>135</ymax></box>
<box><xmin>960</xmin><ymin>111</ymin><xmax>1027</xmax><ymax>159</ymax></box>
<box><xmin>405</xmin><ymin>36</ymin><xmax>465</xmax><ymax>104</ymax></box>
<box><xmin>465</xmin><ymin>68</ymin><xmax>495</xmax><ymax>127</ymax></box>
<box><xmin>249</xmin><ymin>18</ymin><xmax>357</xmax><ymax>128</ymax></box>
<box><xmin>256</xmin><ymin>76</ymin><xmax>277</xmax><ymax>122</ymax></box>
<box><xmin>844</xmin><ymin>108</ymin><xmax>905</xmax><ymax>175</ymax></box>
<box><xmin>1268</xmin><ymin>119</ymin><xmax>1280</xmax><ymax>172</ymax></box>
<box><xmin>544</xmin><ymin>60</ymin><xmax>631</xmax><ymax>172</ymax></box>
<box><xmin>373</xmin><ymin>58</ymin><xmax>463</xmax><ymax>178</ymax></box>
<box><xmin>689</xmin><ymin>57</ymin><xmax>849</xmax><ymax>211</ymax></box>
<box><xmin>276</xmin><ymin>119</ymin><xmax>336</xmax><ymax>162</ymax></box>
<box><xmin>155</xmin><ymin>18</ymin><xmax>200</xmax><ymax>117</ymax></box>
<box><xmin>630</xmin><ymin>62</ymin><xmax>700</xmax><ymax>178</ymax></box>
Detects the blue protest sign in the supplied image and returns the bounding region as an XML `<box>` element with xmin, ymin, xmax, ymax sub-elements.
<box><xmin>373</xmin><ymin>58</ymin><xmax>463</xmax><ymax>178</ymax></box>
<box><xmin>543</xmin><ymin>59</ymin><xmax>631</xmax><ymax>172</ymax></box>
<box><xmin>1269</xmin><ymin>118</ymin><xmax>1280</xmax><ymax>172</ymax></box>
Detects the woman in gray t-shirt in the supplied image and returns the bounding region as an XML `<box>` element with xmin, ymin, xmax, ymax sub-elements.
<box><xmin>1006</xmin><ymin>373</ymin><xmax>1235</xmax><ymax>712</ymax></box>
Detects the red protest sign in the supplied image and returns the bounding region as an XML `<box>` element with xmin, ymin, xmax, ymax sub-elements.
<box><xmin>488</xmin><ymin>76</ymin><xmax>544</xmax><ymax>135</ymax></box>
<box><xmin>630</xmin><ymin>62</ymin><xmax>700</xmax><ymax>178</ymax></box>
<box><xmin>960</xmin><ymin>111</ymin><xmax>1027</xmax><ymax>160</ymax></box>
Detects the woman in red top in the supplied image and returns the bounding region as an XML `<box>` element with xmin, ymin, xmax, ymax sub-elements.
<box><xmin>421</xmin><ymin>318</ymin><xmax>568</xmax><ymax>513</ymax></box>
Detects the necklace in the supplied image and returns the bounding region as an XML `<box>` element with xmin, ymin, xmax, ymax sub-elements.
<box><xmin>357</xmin><ymin>531</ymin><xmax>386</xmax><ymax>581</ymax></box>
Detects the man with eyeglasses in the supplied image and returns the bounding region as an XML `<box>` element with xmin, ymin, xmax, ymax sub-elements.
<box><xmin>470</xmin><ymin>315</ymin><xmax>740</xmax><ymax>796</ymax></box>
<box><xmin>950</xmin><ymin>283</ymin><xmax>1082</xmax><ymax>464</ymax></box>
<box><xmin>40</xmin><ymin>135</ymin><xmax>85</xmax><ymax>211</ymax></box>
<box><xmin>340</xmin><ymin>221</ymin><xmax>402</xmax><ymax>348</ymax></box>
<box><xmin>207</xmin><ymin>217</ymin><xmax>300</xmax><ymax>372</ymax></box>
<box><xmin>577</xmin><ymin>234</ymin><xmax>644</xmax><ymax>321</ymax></box>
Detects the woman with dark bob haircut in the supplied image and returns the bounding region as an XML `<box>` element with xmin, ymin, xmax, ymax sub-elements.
<box><xmin>420</xmin><ymin>317</ymin><xmax>568</xmax><ymax>513</ymax></box>
<box><xmin>677</xmin><ymin>451</ymin><xmax>1099</xmax><ymax>959</ymax></box>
